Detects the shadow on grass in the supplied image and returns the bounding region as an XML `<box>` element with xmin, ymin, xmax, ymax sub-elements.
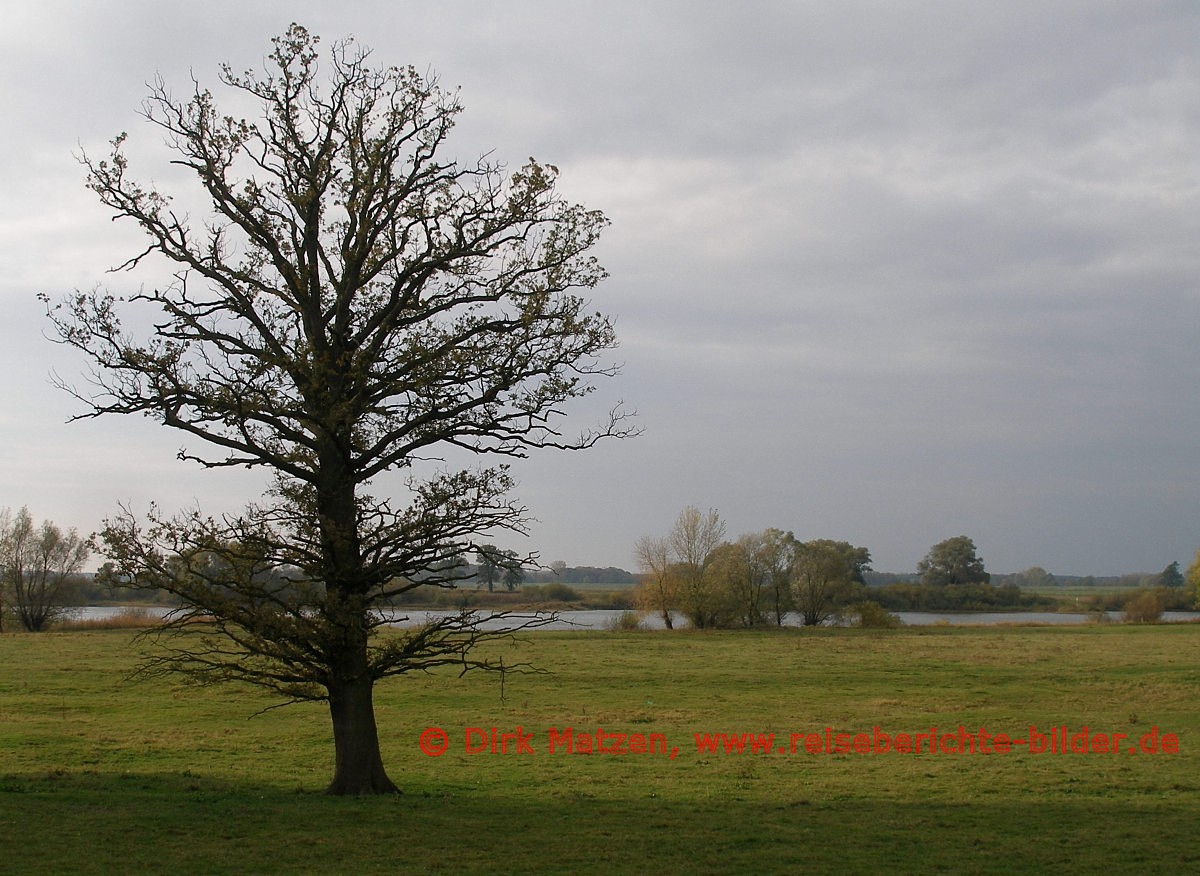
<box><xmin>1</xmin><ymin>769</ymin><xmax>1197</xmax><ymax>875</ymax></box>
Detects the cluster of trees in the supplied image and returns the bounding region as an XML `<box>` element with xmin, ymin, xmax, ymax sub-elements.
<box><xmin>630</xmin><ymin>513</ymin><xmax>1100</xmax><ymax>624</ymax></box>
<box><xmin>968</xmin><ymin>563</ymin><xmax>1191</xmax><ymax>592</ymax></box>
<box><xmin>473</xmin><ymin>546</ymin><xmax>525</xmax><ymax>592</ymax></box>
<box><xmin>633</xmin><ymin>507</ymin><xmax>873</xmax><ymax>629</ymax></box>
<box><xmin>1062</xmin><ymin>564</ymin><xmax>1188</xmax><ymax>592</ymax></box>
<box><xmin>0</xmin><ymin>508</ymin><xmax>90</xmax><ymax>632</ymax></box>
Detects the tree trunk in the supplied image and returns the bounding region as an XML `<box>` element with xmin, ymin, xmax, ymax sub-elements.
<box><xmin>313</xmin><ymin>435</ymin><xmax>398</xmax><ymax>795</ymax></box>
<box><xmin>325</xmin><ymin>672</ymin><xmax>399</xmax><ymax>795</ymax></box>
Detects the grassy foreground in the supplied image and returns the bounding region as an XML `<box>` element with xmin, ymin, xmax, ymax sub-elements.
<box><xmin>1</xmin><ymin>624</ymin><xmax>1198</xmax><ymax>874</ymax></box>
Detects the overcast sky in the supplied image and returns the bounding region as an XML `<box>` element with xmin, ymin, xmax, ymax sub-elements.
<box><xmin>2</xmin><ymin>1</ymin><xmax>1198</xmax><ymax>576</ymax></box>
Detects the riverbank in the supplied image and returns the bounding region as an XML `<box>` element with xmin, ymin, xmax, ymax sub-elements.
<box><xmin>63</xmin><ymin>605</ymin><xmax>1200</xmax><ymax>629</ymax></box>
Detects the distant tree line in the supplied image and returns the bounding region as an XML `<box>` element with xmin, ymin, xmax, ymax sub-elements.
<box><xmin>7</xmin><ymin>501</ymin><xmax>1198</xmax><ymax>633</ymax></box>
<box><xmin>978</xmin><ymin>562</ymin><xmax>1188</xmax><ymax>592</ymax></box>
<box><xmin>628</xmin><ymin>512</ymin><xmax>1149</xmax><ymax>626</ymax></box>
<box><xmin>531</xmin><ymin>562</ymin><xmax>638</xmax><ymax>585</ymax></box>
<box><xmin>436</xmin><ymin>548</ymin><xmax>637</xmax><ymax>592</ymax></box>
<box><xmin>632</xmin><ymin>506</ymin><xmax>883</xmax><ymax>629</ymax></box>
<box><xmin>869</xmin><ymin>581</ymin><xmax>1054</xmax><ymax>612</ymax></box>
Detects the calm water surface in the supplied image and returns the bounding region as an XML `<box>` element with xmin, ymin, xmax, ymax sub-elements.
<box><xmin>71</xmin><ymin>606</ymin><xmax>1200</xmax><ymax>629</ymax></box>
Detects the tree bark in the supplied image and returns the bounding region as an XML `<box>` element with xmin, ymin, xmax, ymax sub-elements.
<box><xmin>325</xmin><ymin>672</ymin><xmax>398</xmax><ymax>795</ymax></box>
<box><xmin>317</xmin><ymin>456</ymin><xmax>397</xmax><ymax>795</ymax></box>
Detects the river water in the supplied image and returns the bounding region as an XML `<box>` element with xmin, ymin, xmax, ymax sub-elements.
<box><xmin>68</xmin><ymin>606</ymin><xmax>1200</xmax><ymax>629</ymax></box>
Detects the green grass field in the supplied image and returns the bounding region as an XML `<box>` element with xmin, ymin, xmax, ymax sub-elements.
<box><xmin>1</xmin><ymin>623</ymin><xmax>1198</xmax><ymax>874</ymax></box>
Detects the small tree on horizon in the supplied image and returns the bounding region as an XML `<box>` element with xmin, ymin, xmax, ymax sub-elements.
<box><xmin>45</xmin><ymin>25</ymin><xmax>631</xmax><ymax>795</ymax></box>
<box><xmin>917</xmin><ymin>536</ymin><xmax>990</xmax><ymax>588</ymax></box>
<box><xmin>1159</xmin><ymin>561</ymin><xmax>1183</xmax><ymax>589</ymax></box>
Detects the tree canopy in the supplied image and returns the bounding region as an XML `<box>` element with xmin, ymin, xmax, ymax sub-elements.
<box><xmin>790</xmin><ymin>539</ymin><xmax>871</xmax><ymax>626</ymax></box>
<box><xmin>46</xmin><ymin>24</ymin><xmax>630</xmax><ymax>794</ymax></box>
<box><xmin>1159</xmin><ymin>561</ymin><xmax>1183</xmax><ymax>589</ymax></box>
<box><xmin>917</xmin><ymin>536</ymin><xmax>990</xmax><ymax>588</ymax></box>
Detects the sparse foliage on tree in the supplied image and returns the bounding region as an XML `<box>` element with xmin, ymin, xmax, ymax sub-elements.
<box><xmin>635</xmin><ymin>515</ymin><xmax>818</xmax><ymax>629</ymax></box>
<box><xmin>45</xmin><ymin>25</ymin><xmax>630</xmax><ymax>794</ymax></box>
<box><xmin>633</xmin><ymin>534</ymin><xmax>679</xmax><ymax>629</ymax></box>
<box><xmin>759</xmin><ymin>528</ymin><xmax>796</xmax><ymax>626</ymax></box>
<box><xmin>669</xmin><ymin>506</ymin><xmax>727</xmax><ymax>629</ymax></box>
<box><xmin>0</xmin><ymin>507</ymin><xmax>90</xmax><ymax>632</ymax></box>
<box><xmin>633</xmin><ymin>507</ymin><xmax>727</xmax><ymax>628</ymax></box>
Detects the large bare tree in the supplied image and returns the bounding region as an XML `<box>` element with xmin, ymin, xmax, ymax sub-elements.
<box><xmin>45</xmin><ymin>25</ymin><xmax>631</xmax><ymax>794</ymax></box>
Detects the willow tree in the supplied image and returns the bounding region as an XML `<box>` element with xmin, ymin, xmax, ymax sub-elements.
<box><xmin>45</xmin><ymin>25</ymin><xmax>630</xmax><ymax>795</ymax></box>
<box><xmin>790</xmin><ymin>539</ymin><xmax>871</xmax><ymax>626</ymax></box>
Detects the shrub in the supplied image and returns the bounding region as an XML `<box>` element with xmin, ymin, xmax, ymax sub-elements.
<box><xmin>601</xmin><ymin>589</ymin><xmax>636</xmax><ymax>610</ymax></box>
<box><xmin>849</xmin><ymin>601</ymin><xmax>902</xmax><ymax>629</ymax></box>
<box><xmin>1122</xmin><ymin>589</ymin><xmax>1163</xmax><ymax>624</ymax></box>
<box><xmin>604</xmin><ymin>610</ymin><xmax>645</xmax><ymax>631</ymax></box>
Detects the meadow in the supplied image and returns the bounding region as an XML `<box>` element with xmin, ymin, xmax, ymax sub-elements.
<box><xmin>1</xmin><ymin>623</ymin><xmax>1198</xmax><ymax>874</ymax></box>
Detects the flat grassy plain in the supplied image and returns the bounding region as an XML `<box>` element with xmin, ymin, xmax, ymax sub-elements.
<box><xmin>1</xmin><ymin>624</ymin><xmax>1198</xmax><ymax>874</ymax></box>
